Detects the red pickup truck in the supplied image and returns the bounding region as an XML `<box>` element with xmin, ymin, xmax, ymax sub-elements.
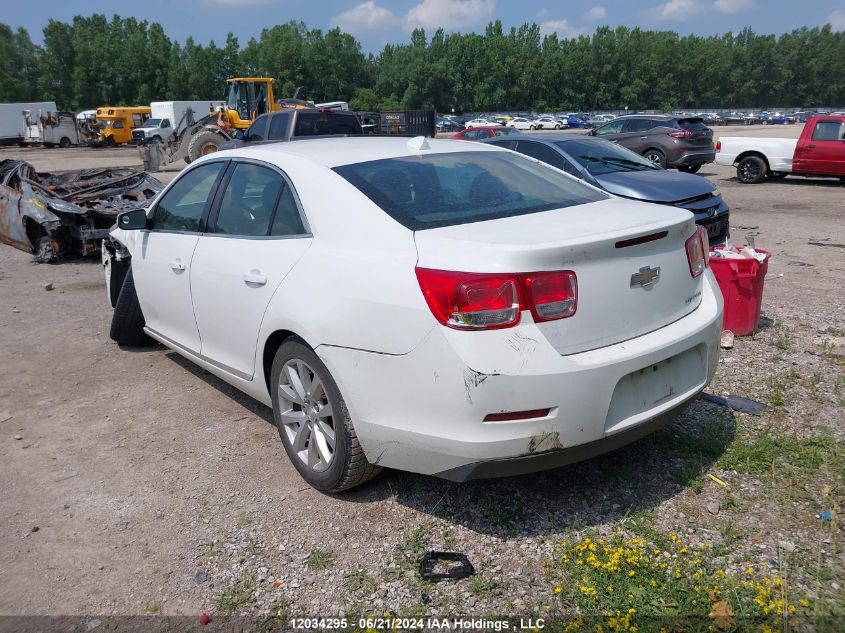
<box><xmin>715</xmin><ymin>115</ymin><xmax>845</xmax><ymax>183</ymax></box>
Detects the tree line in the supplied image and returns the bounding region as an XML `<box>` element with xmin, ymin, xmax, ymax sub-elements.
<box><xmin>1</xmin><ymin>15</ymin><xmax>843</xmax><ymax>114</ymax></box>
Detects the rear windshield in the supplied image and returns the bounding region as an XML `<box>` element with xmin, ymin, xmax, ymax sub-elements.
<box><xmin>294</xmin><ymin>112</ymin><xmax>362</xmax><ymax>136</ymax></box>
<box><xmin>333</xmin><ymin>151</ymin><xmax>607</xmax><ymax>231</ymax></box>
<box><xmin>677</xmin><ymin>117</ymin><xmax>710</xmax><ymax>132</ymax></box>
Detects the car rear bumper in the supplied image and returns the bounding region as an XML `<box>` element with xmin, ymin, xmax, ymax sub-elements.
<box><xmin>672</xmin><ymin>150</ymin><xmax>716</xmax><ymax>166</ymax></box>
<box><xmin>318</xmin><ymin>272</ymin><xmax>723</xmax><ymax>479</ymax></box>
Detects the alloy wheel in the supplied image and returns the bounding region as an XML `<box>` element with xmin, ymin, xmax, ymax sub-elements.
<box><xmin>278</xmin><ymin>359</ymin><xmax>336</xmax><ymax>472</ymax></box>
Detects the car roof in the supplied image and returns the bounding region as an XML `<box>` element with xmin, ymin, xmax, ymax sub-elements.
<box><xmin>213</xmin><ymin>136</ymin><xmax>501</xmax><ymax>168</ymax></box>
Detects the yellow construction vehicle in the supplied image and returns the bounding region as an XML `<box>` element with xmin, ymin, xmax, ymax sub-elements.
<box><xmin>140</xmin><ymin>78</ymin><xmax>314</xmax><ymax>170</ymax></box>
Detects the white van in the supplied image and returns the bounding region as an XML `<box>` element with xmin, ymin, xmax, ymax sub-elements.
<box><xmin>132</xmin><ymin>101</ymin><xmax>214</xmax><ymax>143</ymax></box>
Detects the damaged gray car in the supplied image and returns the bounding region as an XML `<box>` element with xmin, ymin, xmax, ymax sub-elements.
<box><xmin>0</xmin><ymin>159</ymin><xmax>162</xmax><ymax>263</ymax></box>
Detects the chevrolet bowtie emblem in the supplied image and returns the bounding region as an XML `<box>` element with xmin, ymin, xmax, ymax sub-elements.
<box><xmin>631</xmin><ymin>265</ymin><xmax>660</xmax><ymax>288</ymax></box>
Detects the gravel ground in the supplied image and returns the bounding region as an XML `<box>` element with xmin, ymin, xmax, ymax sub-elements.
<box><xmin>0</xmin><ymin>128</ymin><xmax>843</xmax><ymax>625</ymax></box>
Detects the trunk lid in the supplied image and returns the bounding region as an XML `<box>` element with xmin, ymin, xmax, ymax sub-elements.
<box><xmin>677</xmin><ymin>117</ymin><xmax>714</xmax><ymax>148</ymax></box>
<box><xmin>414</xmin><ymin>198</ymin><xmax>702</xmax><ymax>355</ymax></box>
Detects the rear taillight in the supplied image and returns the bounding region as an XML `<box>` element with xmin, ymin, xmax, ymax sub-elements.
<box><xmin>716</xmin><ymin>139</ymin><xmax>721</xmax><ymax>152</ymax></box>
<box><xmin>685</xmin><ymin>226</ymin><xmax>710</xmax><ymax>278</ymax></box>
<box><xmin>522</xmin><ymin>271</ymin><xmax>578</xmax><ymax>321</ymax></box>
<box><xmin>415</xmin><ymin>268</ymin><xmax>578</xmax><ymax>330</ymax></box>
<box><xmin>668</xmin><ymin>129</ymin><xmax>692</xmax><ymax>138</ymax></box>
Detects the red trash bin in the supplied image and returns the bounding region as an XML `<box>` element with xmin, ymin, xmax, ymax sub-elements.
<box><xmin>709</xmin><ymin>247</ymin><xmax>770</xmax><ymax>336</ymax></box>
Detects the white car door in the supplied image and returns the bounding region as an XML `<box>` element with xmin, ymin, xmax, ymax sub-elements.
<box><xmin>133</xmin><ymin>160</ymin><xmax>228</xmax><ymax>352</ymax></box>
<box><xmin>190</xmin><ymin>160</ymin><xmax>312</xmax><ymax>379</ymax></box>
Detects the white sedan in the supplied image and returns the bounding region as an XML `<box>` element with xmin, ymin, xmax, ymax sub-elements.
<box><xmin>105</xmin><ymin>137</ymin><xmax>722</xmax><ymax>492</ymax></box>
<box><xmin>464</xmin><ymin>118</ymin><xmax>495</xmax><ymax>128</ymax></box>
<box><xmin>507</xmin><ymin>117</ymin><xmax>536</xmax><ymax>130</ymax></box>
<box><xmin>534</xmin><ymin>116</ymin><xmax>561</xmax><ymax>129</ymax></box>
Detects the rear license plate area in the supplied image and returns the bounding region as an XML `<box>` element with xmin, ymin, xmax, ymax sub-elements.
<box><xmin>604</xmin><ymin>346</ymin><xmax>706</xmax><ymax>433</ymax></box>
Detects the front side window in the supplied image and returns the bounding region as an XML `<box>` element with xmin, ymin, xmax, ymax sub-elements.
<box><xmin>811</xmin><ymin>121</ymin><xmax>844</xmax><ymax>141</ymax></box>
<box><xmin>595</xmin><ymin>120</ymin><xmax>624</xmax><ymax>135</ymax></box>
<box><xmin>334</xmin><ymin>150</ymin><xmax>607</xmax><ymax>231</ymax></box>
<box><xmin>214</xmin><ymin>163</ymin><xmax>284</xmax><ymax>236</ymax></box>
<box><xmin>112</xmin><ymin>120</ymin><xmax>124</xmax><ymax>129</ymax></box>
<box><xmin>152</xmin><ymin>161</ymin><xmax>226</xmax><ymax>232</ymax></box>
<box><xmin>160</xmin><ymin>119</ymin><xmax>171</xmax><ymax>128</ymax></box>
<box><xmin>247</xmin><ymin>116</ymin><xmax>268</xmax><ymax>142</ymax></box>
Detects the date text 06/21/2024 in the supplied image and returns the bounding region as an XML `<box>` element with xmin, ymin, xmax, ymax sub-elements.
<box><xmin>288</xmin><ymin>617</ymin><xmax>546</xmax><ymax>630</ymax></box>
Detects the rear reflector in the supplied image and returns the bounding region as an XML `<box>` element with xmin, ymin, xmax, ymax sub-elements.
<box><xmin>615</xmin><ymin>231</ymin><xmax>668</xmax><ymax>249</ymax></box>
<box><xmin>716</xmin><ymin>139</ymin><xmax>721</xmax><ymax>152</ymax></box>
<box><xmin>484</xmin><ymin>408</ymin><xmax>551</xmax><ymax>422</ymax></box>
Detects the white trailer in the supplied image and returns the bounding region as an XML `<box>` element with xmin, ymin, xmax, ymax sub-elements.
<box><xmin>22</xmin><ymin>109</ymin><xmax>80</xmax><ymax>147</ymax></box>
<box><xmin>0</xmin><ymin>102</ymin><xmax>58</xmax><ymax>145</ymax></box>
<box><xmin>132</xmin><ymin>101</ymin><xmax>215</xmax><ymax>143</ymax></box>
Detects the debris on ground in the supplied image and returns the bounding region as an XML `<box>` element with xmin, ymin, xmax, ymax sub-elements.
<box><xmin>44</xmin><ymin>282</ymin><xmax>54</xmax><ymax>291</ymax></box>
<box><xmin>720</xmin><ymin>330</ymin><xmax>735</xmax><ymax>349</ymax></box>
<box><xmin>419</xmin><ymin>551</ymin><xmax>475</xmax><ymax>581</ymax></box>
<box><xmin>700</xmin><ymin>392</ymin><xmax>769</xmax><ymax>415</ymax></box>
<box><xmin>0</xmin><ymin>411</ymin><xmax>11</xmax><ymax>423</ymax></box>
<box><xmin>0</xmin><ymin>159</ymin><xmax>162</xmax><ymax>263</ymax></box>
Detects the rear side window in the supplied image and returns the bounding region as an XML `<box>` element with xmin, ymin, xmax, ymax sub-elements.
<box><xmin>294</xmin><ymin>113</ymin><xmax>361</xmax><ymax>136</ymax></box>
<box><xmin>268</xmin><ymin>112</ymin><xmax>291</xmax><ymax>140</ymax></box>
<box><xmin>493</xmin><ymin>127</ymin><xmax>518</xmax><ymax>136</ymax></box>
<box><xmin>333</xmin><ymin>151</ymin><xmax>607</xmax><ymax>231</ymax></box>
<box><xmin>811</xmin><ymin>121</ymin><xmax>844</xmax><ymax>141</ymax></box>
<box><xmin>152</xmin><ymin>161</ymin><xmax>226</xmax><ymax>232</ymax></box>
<box><xmin>622</xmin><ymin>118</ymin><xmax>653</xmax><ymax>133</ymax></box>
<box><xmin>516</xmin><ymin>141</ymin><xmax>567</xmax><ymax>171</ymax></box>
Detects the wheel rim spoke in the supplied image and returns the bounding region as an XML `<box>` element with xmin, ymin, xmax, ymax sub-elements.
<box><xmin>285</xmin><ymin>364</ymin><xmax>307</xmax><ymax>401</ymax></box>
<box><xmin>278</xmin><ymin>383</ymin><xmax>302</xmax><ymax>405</ymax></box>
<box><xmin>315</xmin><ymin>402</ymin><xmax>333</xmax><ymax>420</ymax></box>
<box><xmin>313</xmin><ymin>427</ymin><xmax>333</xmax><ymax>464</ymax></box>
<box><xmin>292</xmin><ymin>418</ymin><xmax>310</xmax><ymax>452</ymax></box>
<box><xmin>307</xmin><ymin>435</ymin><xmax>319</xmax><ymax>468</ymax></box>
<box><xmin>317</xmin><ymin>419</ymin><xmax>335</xmax><ymax>447</ymax></box>
<box><xmin>281</xmin><ymin>409</ymin><xmax>307</xmax><ymax>429</ymax></box>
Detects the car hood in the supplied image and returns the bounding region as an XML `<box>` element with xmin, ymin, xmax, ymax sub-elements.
<box><xmin>594</xmin><ymin>169</ymin><xmax>715</xmax><ymax>203</ymax></box>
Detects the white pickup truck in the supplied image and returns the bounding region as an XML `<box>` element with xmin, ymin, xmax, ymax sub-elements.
<box><xmin>715</xmin><ymin>116</ymin><xmax>845</xmax><ymax>183</ymax></box>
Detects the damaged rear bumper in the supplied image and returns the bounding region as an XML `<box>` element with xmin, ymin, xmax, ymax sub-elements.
<box><xmin>317</xmin><ymin>272</ymin><xmax>722</xmax><ymax>479</ymax></box>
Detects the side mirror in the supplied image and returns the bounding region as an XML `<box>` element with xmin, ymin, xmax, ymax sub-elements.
<box><xmin>117</xmin><ymin>207</ymin><xmax>149</xmax><ymax>230</ymax></box>
<box><xmin>588</xmin><ymin>129</ymin><xmax>597</xmax><ymax>136</ymax></box>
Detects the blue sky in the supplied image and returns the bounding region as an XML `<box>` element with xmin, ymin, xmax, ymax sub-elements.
<box><xmin>6</xmin><ymin>0</ymin><xmax>845</xmax><ymax>52</ymax></box>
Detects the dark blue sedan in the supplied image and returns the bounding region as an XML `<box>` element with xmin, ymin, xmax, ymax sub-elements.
<box><xmin>483</xmin><ymin>134</ymin><xmax>729</xmax><ymax>243</ymax></box>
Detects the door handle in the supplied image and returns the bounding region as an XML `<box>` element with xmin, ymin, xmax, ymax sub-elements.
<box><xmin>807</xmin><ymin>144</ymin><xmax>816</xmax><ymax>148</ymax></box>
<box><xmin>170</xmin><ymin>259</ymin><xmax>186</xmax><ymax>272</ymax></box>
<box><xmin>243</xmin><ymin>270</ymin><xmax>267</xmax><ymax>286</ymax></box>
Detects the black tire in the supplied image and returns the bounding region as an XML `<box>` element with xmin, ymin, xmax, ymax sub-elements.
<box><xmin>678</xmin><ymin>164</ymin><xmax>702</xmax><ymax>174</ymax></box>
<box><xmin>17</xmin><ymin>141</ymin><xmax>27</xmax><ymax>148</ymax></box>
<box><xmin>736</xmin><ymin>156</ymin><xmax>767</xmax><ymax>184</ymax></box>
<box><xmin>270</xmin><ymin>338</ymin><xmax>380</xmax><ymax>493</ymax></box>
<box><xmin>105</xmin><ymin>136</ymin><xmax>116</xmax><ymax>147</ymax></box>
<box><xmin>643</xmin><ymin>148</ymin><xmax>667</xmax><ymax>169</ymax></box>
<box><xmin>188</xmin><ymin>130</ymin><xmax>223</xmax><ymax>163</ymax></box>
<box><xmin>151</xmin><ymin>135</ymin><xmax>162</xmax><ymax>144</ymax></box>
<box><xmin>109</xmin><ymin>267</ymin><xmax>148</xmax><ymax>346</ymax></box>
<box><xmin>59</xmin><ymin>137</ymin><xmax>71</xmax><ymax>148</ymax></box>
<box><xmin>44</xmin><ymin>142</ymin><xmax>55</xmax><ymax>148</ymax></box>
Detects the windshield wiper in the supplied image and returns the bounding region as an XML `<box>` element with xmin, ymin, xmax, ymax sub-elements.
<box><xmin>579</xmin><ymin>155</ymin><xmax>654</xmax><ymax>171</ymax></box>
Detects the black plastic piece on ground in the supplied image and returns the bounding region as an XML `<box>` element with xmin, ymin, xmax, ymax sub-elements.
<box><xmin>701</xmin><ymin>392</ymin><xmax>769</xmax><ymax>416</ymax></box>
<box><xmin>419</xmin><ymin>551</ymin><xmax>475</xmax><ymax>581</ymax></box>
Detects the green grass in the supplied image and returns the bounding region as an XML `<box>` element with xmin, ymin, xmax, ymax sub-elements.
<box><xmin>343</xmin><ymin>569</ymin><xmax>377</xmax><ymax>593</ymax></box>
<box><xmin>255</xmin><ymin>598</ymin><xmax>291</xmax><ymax>633</ymax></box>
<box><xmin>396</xmin><ymin>526</ymin><xmax>428</xmax><ymax>563</ymax></box>
<box><xmin>215</xmin><ymin>571</ymin><xmax>256</xmax><ymax>614</ymax></box>
<box><xmin>305</xmin><ymin>547</ymin><xmax>335</xmax><ymax>571</ymax></box>
<box><xmin>469</xmin><ymin>575</ymin><xmax>498</xmax><ymax>596</ymax></box>
<box><xmin>718</xmin><ymin>431</ymin><xmax>842</xmax><ymax>475</ymax></box>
